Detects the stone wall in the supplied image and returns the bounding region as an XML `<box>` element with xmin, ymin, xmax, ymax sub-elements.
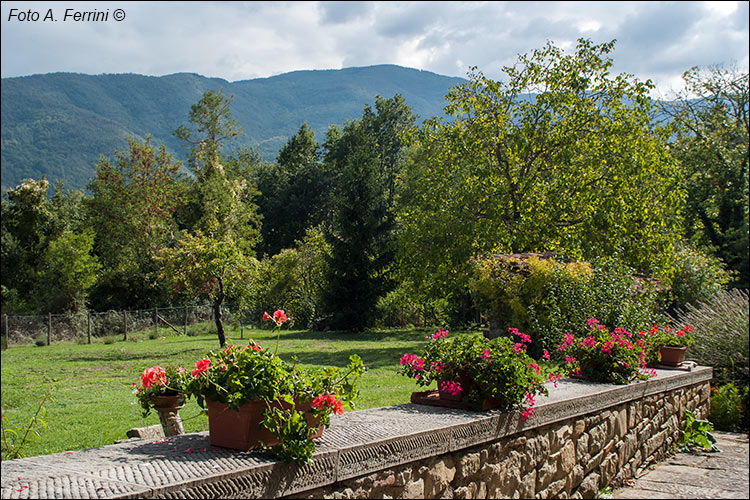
<box><xmin>0</xmin><ymin>367</ymin><xmax>711</xmax><ymax>500</ymax></box>
<box><xmin>292</xmin><ymin>383</ymin><xmax>709</xmax><ymax>499</ymax></box>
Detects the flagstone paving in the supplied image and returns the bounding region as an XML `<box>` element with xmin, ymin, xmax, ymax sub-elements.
<box><xmin>612</xmin><ymin>431</ymin><xmax>749</xmax><ymax>499</ymax></box>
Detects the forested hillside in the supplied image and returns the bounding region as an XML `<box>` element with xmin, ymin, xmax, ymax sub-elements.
<box><xmin>1</xmin><ymin>65</ymin><xmax>465</xmax><ymax>191</ymax></box>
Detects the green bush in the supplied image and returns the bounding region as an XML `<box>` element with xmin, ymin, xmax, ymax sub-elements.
<box><xmin>670</xmin><ymin>288</ymin><xmax>749</xmax><ymax>388</ymax></box>
<box><xmin>375</xmin><ymin>284</ymin><xmax>451</xmax><ymax>328</ymax></box>
<box><xmin>471</xmin><ymin>255</ymin><xmax>663</xmax><ymax>358</ymax></box>
<box><xmin>708</xmin><ymin>383</ymin><xmax>748</xmax><ymax>432</ymax></box>
<box><xmin>250</xmin><ymin>228</ymin><xmax>330</xmax><ymax>330</ymax></box>
<box><xmin>668</xmin><ymin>245</ymin><xmax>732</xmax><ymax>309</ymax></box>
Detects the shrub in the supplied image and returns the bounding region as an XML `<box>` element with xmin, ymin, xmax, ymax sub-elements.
<box><xmin>708</xmin><ymin>383</ymin><xmax>747</xmax><ymax>432</ymax></box>
<box><xmin>375</xmin><ymin>284</ymin><xmax>450</xmax><ymax>328</ymax></box>
<box><xmin>556</xmin><ymin>318</ymin><xmax>656</xmax><ymax>384</ymax></box>
<box><xmin>398</xmin><ymin>329</ymin><xmax>556</xmax><ymax>418</ymax></box>
<box><xmin>668</xmin><ymin>245</ymin><xmax>732</xmax><ymax>310</ymax></box>
<box><xmin>471</xmin><ymin>255</ymin><xmax>663</xmax><ymax>358</ymax></box>
<box><xmin>669</xmin><ymin>288</ymin><xmax>749</xmax><ymax>388</ymax></box>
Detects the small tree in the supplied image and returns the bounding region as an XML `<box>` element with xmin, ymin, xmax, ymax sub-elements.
<box><xmin>159</xmin><ymin>231</ymin><xmax>257</xmax><ymax>347</ymax></box>
<box><xmin>41</xmin><ymin>230</ymin><xmax>101</xmax><ymax>313</ymax></box>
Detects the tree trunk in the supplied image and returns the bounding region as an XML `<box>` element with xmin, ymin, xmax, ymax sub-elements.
<box><xmin>213</xmin><ymin>277</ymin><xmax>226</xmax><ymax>347</ymax></box>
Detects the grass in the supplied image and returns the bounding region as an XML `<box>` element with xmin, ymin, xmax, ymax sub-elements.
<box><xmin>1</xmin><ymin>323</ymin><xmax>469</xmax><ymax>458</ymax></box>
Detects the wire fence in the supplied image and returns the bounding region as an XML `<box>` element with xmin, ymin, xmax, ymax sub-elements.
<box><xmin>1</xmin><ymin>304</ymin><xmax>254</xmax><ymax>346</ymax></box>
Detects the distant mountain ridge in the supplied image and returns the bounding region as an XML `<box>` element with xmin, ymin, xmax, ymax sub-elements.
<box><xmin>1</xmin><ymin>65</ymin><xmax>466</xmax><ymax>192</ymax></box>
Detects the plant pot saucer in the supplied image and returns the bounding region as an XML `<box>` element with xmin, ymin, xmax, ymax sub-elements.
<box><xmin>410</xmin><ymin>390</ymin><xmax>502</xmax><ymax>411</ymax></box>
<box><xmin>647</xmin><ymin>361</ymin><xmax>696</xmax><ymax>371</ymax></box>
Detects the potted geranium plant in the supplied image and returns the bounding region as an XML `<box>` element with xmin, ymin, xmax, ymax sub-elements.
<box><xmin>642</xmin><ymin>323</ymin><xmax>695</xmax><ymax>367</ymax></box>
<box><xmin>133</xmin><ymin>365</ymin><xmax>188</xmax><ymax>436</ymax></box>
<box><xmin>184</xmin><ymin>311</ymin><xmax>366</xmax><ymax>464</ymax></box>
<box><xmin>399</xmin><ymin>328</ymin><xmax>556</xmax><ymax>421</ymax></box>
<box><xmin>556</xmin><ymin>318</ymin><xmax>657</xmax><ymax>384</ymax></box>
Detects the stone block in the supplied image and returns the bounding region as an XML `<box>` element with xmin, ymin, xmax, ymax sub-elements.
<box><xmin>576</xmin><ymin>472</ymin><xmax>599</xmax><ymax>499</ymax></box>
<box><xmin>576</xmin><ymin>432</ymin><xmax>590</xmax><ymax>462</ymax></box>
<box><xmin>558</xmin><ymin>441</ymin><xmax>576</xmax><ymax>479</ymax></box>
<box><xmin>401</xmin><ymin>478</ymin><xmax>425</xmax><ymax>499</ymax></box>
<box><xmin>574</xmin><ymin>419</ymin><xmax>586</xmax><ymax>437</ymax></box>
<box><xmin>125</xmin><ymin>424</ymin><xmax>164</xmax><ymax>439</ymax></box>
<box><xmin>542</xmin><ymin>477</ymin><xmax>567</xmax><ymax>498</ymax></box>
<box><xmin>566</xmin><ymin>464</ymin><xmax>584</xmax><ymax>493</ymax></box>
<box><xmin>588</xmin><ymin>424</ymin><xmax>606</xmax><ymax>455</ymax></box>
<box><xmin>518</xmin><ymin>469</ymin><xmax>536</xmax><ymax>498</ymax></box>
<box><xmin>424</xmin><ymin>456</ymin><xmax>456</xmax><ymax>498</ymax></box>
<box><xmin>584</xmin><ymin>448</ymin><xmax>606</xmax><ymax>476</ymax></box>
<box><xmin>453</xmin><ymin>483</ymin><xmax>477</xmax><ymax>499</ymax></box>
<box><xmin>620</xmin><ymin>433</ymin><xmax>637</xmax><ymax>464</ymax></box>
<box><xmin>535</xmin><ymin>460</ymin><xmax>557</xmax><ymax>491</ymax></box>
<box><xmin>456</xmin><ymin>452</ymin><xmax>481</xmax><ymax>480</ymax></box>
<box><xmin>614</xmin><ymin>409</ymin><xmax>628</xmax><ymax>438</ymax></box>
<box><xmin>551</xmin><ymin>424</ymin><xmax>573</xmax><ymax>452</ymax></box>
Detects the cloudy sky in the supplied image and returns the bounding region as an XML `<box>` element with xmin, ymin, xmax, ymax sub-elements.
<box><xmin>1</xmin><ymin>1</ymin><xmax>748</xmax><ymax>97</ymax></box>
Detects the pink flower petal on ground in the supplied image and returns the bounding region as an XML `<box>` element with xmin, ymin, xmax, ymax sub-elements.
<box><xmin>64</xmin><ymin>451</ymin><xmax>74</xmax><ymax>454</ymax></box>
<box><xmin>17</xmin><ymin>486</ymin><xmax>28</xmax><ymax>491</ymax></box>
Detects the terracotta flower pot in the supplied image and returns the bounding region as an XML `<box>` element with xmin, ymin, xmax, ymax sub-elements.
<box><xmin>152</xmin><ymin>394</ymin><xmax>185</xmax><ymax>437</ymax></box>
<box><xmin>659</xmin><ymin>346</ymin><xmax>687</xmax><ymax>367</ymax></box>
<box><xmin>206</xmin><ymin>396</ymin><xmax>324</xmax><ymax>451</ymax></box>
<box><xmin>438</xmin><ymin>369</ymin><xmax>473</xmax><ymax>401</ymax></box>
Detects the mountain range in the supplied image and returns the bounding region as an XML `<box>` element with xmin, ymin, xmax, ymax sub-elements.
<box><xmin>1</xmin><ymin>65</ymin><xmax>466</xmax><ymax>192</ymax></box>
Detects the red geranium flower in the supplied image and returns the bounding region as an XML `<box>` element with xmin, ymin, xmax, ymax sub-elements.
<box><xmin>191</xmin><ymin>358</ymin><xmax>211</xmax><ymax>378</ymax></box>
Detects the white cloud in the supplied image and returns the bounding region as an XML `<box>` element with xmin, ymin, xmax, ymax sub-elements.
<box><xmin>1</xmin><ymin>1</ymin><xmax>747</xmax><ymax>95</ymax></box>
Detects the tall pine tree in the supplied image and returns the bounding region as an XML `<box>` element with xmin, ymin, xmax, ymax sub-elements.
<box><xmin>320</xmin><ymin>95</ymin><xmax>415</xmax><ymax>330</ymax></box>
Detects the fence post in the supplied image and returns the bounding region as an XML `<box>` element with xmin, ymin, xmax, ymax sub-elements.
<box><xmin>240</xmin><ymin>314</ymin><xmax>243</xmax><ymax>340</ymax></box>
<box><xmin>123</xmin><ymin>310</ymin><xmax>128</xmax><ymax>341</ymax></box>
<box><xmin>154</xmin><ymin>307</ymin><xmax>158</xmax><ymax>337</ymax></box>
<box><xmin>87</xmin><ymin>311</ymin><xmax>91</xmax><ymax>344</ymax></box>
<box><xmin>3</xmin><ymin>314</ymin><xmax>8</xmax><ymax>345</ymax></box>
<box><xmin>47</xmin><ymin>312</ymin><xmax>51</xmax><ymax>346</ymax></box>
<box><xmin>184</xmin><ymin>305</ymin><xmax>188</xmax><ymax>336</ymax></box>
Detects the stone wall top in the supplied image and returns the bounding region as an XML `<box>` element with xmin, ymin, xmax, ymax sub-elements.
<box><xmin>0</xmin><ymin>366</ymin><xmax>712</xmax><ymax>499</ymax></box>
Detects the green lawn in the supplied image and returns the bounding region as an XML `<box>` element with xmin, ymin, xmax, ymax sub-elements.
<box><xmin>1</xmin><ymin>324</ymin><xmax>464</xmax><ymax>458</ymax></box>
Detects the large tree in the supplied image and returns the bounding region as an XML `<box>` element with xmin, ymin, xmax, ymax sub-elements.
<box><xmin>86</xmin><ymin>136</ymin><xmax>184</xmax><ymax>309</ymax></box>
<box><xmin>255</xmin><ymin>123</ymin><xmax>330</xmax><ymax>257</ymax></box>
<box><xmin>1</xmin><ymin>178</ymin><xmax>52</xmax><ymax>313</ymax></box>
<box><xmin>164</xmin><ymin>91</ymin><xmax>262</xmax><ymax>344</ymax></box>
<box><xmin>320</xmin><ymin>95</ymin><xmax>415</xmax><ymax>330</ymax></box>
<box><xmin>666</xmin><ymin>66</ymin><xmax>749</xmax><ymax>288</ymax></box>
<box><xmin>173</xmin><ymin>90</ymin><xmax>261</xmax><ymax>255</ymax></box>
<box><xmin>398</xmin><ymin>39</ymin><xmax>684</xmax><ymax>306</ymax></box>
